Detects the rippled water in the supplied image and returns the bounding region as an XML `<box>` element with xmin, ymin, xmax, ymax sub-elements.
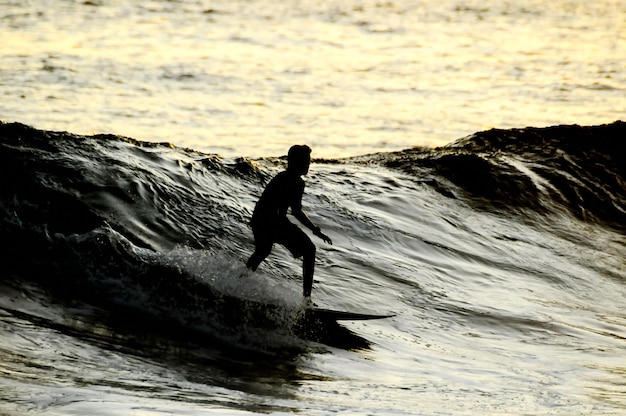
<box><xmin>1</xmin><ymin>1</ymin><xmax>626</xmax><ymax>415</ymax></box>
<box><xmin>1</xmin><ymin>120</ymin><xmax>625</xmax><ymax>415</ymax></box>
<box><xmin>1</xmin><ymin>0</ymin><xmax>624</xmax><ymax>157</ymax></box>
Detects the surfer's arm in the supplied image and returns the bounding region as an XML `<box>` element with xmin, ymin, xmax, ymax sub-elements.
<box><xmin>314</xmin><ymin>227</ymin><xmax>333</xmax><ymax>245</ymax></box>
<box><xmin>291</xmin><ymin>206</ymin><xmax>315</xmax><ymax>230</ymax></box>
<box><xmin>290</xmin><ymin>179</ymin><xmax>333</xmax><ymax>245</ymax></box>
<box><xmin>292</xmin><ymin>206</ymin><xmax>333</xmax><ymax>245</ymax></box>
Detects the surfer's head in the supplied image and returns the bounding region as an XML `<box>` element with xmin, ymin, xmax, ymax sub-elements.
<box><xmin>288</xmin><ymin>144</ymin><xmax>311</xmax><ymax>175</ymax></box>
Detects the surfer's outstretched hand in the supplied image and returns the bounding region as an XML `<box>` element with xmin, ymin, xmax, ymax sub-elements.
<box><xmin>314</xmin><ymin>228</ymin><xmax>332</xmax><ymax>245</ymax></box>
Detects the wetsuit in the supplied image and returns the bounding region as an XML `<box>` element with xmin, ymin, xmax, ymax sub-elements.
<box><xmin>247</xmin><ymin>170</ymin><xmax>318</xmax><ymax>296</ymax></box>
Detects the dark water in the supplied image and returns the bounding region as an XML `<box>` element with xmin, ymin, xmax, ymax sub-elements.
<box><xmin>1</xmin><ymin>121</ymin><xmax>625</xmax><ymax>415</ymax></box>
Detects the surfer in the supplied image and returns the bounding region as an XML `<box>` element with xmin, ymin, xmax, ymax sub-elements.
<box><xmin>246</xmin><ymin>144</ymin><xmax>332</xmax><ymax>303</ymax></box>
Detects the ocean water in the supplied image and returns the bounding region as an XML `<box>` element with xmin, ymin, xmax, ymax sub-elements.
<box><xmin>1</xmin><ymin>1</ymin><xmax>626</xmax><ymax>415</ymax></box>
<box><xmin>1</xmin><ymin>0</ymin><xmax>625</xmax><ymax>157</ymax></box>
<box><xmin>1</xmin><ymin>121</ymin><xmax>625</xmax><ymax>415</ymax></box>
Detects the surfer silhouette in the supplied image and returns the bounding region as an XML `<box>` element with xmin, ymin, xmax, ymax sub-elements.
<box><xmin>246</xmin><ymin>145</ymin><xmax>332</xmax><ymax>302</ymax></box>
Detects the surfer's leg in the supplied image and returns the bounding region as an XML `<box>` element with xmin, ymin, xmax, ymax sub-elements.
<box><xmin>302</xmin><ymin>245</ymin><xmax>316</xmax><ymax>297</ymax></box>
<box><xmin>278</xmin><ymin>222</ymin><xmax>317</xmax><ymax>297</ymax></box>
<box><xmin>246</xmin><ymin>248</ymin><xmax>269</xmax><ymax>271</ymax></box>
<box><xmin>247</xmin><ymin>223</ymin><xmax>273</xmax><ymax>271</ymax></box>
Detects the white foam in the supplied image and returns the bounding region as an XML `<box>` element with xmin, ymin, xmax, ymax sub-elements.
<box><xmin>158</xmin><ymin>248</ymin><xmax>303</xmax><ymax>308</ymax></box>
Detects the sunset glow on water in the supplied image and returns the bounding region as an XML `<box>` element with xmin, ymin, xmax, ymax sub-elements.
<box><xmin>2</xmin><ymin>0</ymin><xmax>624</xmax><ymax>157</ymax></box>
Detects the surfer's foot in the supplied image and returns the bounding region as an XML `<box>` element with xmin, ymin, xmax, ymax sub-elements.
<box><xmin>303</xmin><ymin>296</ymin><xmax>317</xmax><ymax>308</ymax></box>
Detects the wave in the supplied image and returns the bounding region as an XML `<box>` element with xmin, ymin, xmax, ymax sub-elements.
<box><xmin>1</xmin><ymin>120</ymin><xmax>624</xmax><ymax>356</ymax></box>
<box><xmin>0</xmin><ymin>122</ymin><xmax>372</xmax><ymax>352</ymax></box>
<box><xmin>363</xmin><ymin>121</ymin><xmax>626</xmax><ymax>229</ymax></box>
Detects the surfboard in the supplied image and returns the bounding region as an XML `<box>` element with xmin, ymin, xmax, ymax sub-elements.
<box><xmin>305</xmin><ymin>307</ymin><xmax>395</xmax><ymax>321</ymax></box>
